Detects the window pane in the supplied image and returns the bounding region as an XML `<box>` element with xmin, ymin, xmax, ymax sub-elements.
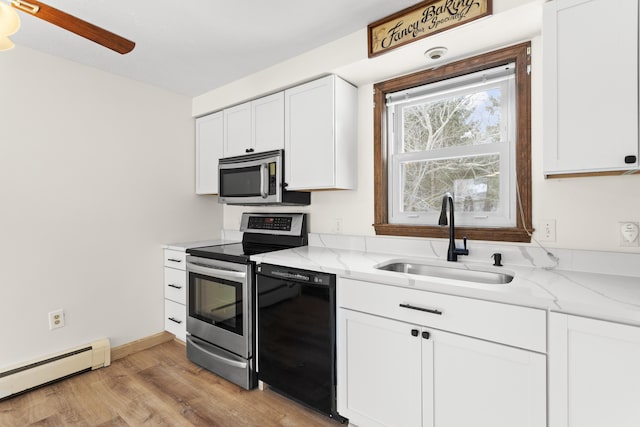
<box><xmin>402</xmin><ymin>86</ymin><xmax>503</xmax><ymax>152</ymax></box>
<box><xmin>401</xmin><ymin>154</ymin><xmax>500</xmax><ymax>214</ymax></box>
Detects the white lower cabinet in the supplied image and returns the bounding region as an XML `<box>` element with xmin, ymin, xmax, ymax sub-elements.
<box><xmin>549</xmin><ymin>313</ymin><xmax>640</xmax><ymax>427</ymax></box>
<box><xmin>164</xmin><ymin>299</ymin><xmax>186</xmax><ymax>341</ymax></box>
<box><xmin>163</xmin><ymin>248</ymin><xmax>187</xmax><ymax>341</ymax></box>
<box><xmin>339</xmin><ymin>310</ymin><xmax>423</xmax><ymax>427</ymax></box>
<box><xmin>337</xmin><ymin>278</ymin><xmax>546</xmax><ymax>427</ymax></box>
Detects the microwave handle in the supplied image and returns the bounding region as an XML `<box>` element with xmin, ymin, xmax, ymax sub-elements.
<box><xmin>260</xmin><ymin>163</ymin><xmax>268</xmax><ymax>199</ymax></box>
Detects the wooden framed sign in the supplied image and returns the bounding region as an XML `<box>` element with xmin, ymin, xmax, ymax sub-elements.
<box><xmin>368</xmin><ymin>0</ymin><xmax>492</xmax><ymax>57</ymax></box>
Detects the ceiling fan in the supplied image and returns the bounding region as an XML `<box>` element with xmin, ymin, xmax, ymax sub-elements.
<box><xmin>0</xmin><ymin>0</ymin><xmax>135</xmax><ymax>54</ymax></box>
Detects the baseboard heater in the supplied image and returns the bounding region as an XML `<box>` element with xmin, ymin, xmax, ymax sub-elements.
<box><xmin>0</xmin><ymin>338</ymin><xmax>110</xmax><ymax>400</ymax></box>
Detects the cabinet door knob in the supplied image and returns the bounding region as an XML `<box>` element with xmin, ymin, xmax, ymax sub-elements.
<box><xmin>246</xmin><ymin>148</ymin><xmax>255</xmax><ymax>153</ymax></box>
<box><xmin>411</xmin><ymin>329</ymin><xmax>419</xmax><ymax>337</ymax></box>
<box><xmin>625</xmin><ymin>155</ymin><xmax>637</xmax><ymax>164</ymax></box>
<box><xmin>422</xmin><ymin>331</ymin><xmax>430</xmax><ymax>340</ymax></box>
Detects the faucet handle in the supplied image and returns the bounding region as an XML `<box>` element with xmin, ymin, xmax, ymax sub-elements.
<box><xmin>455</xmin><ymin>236</ymin><xmax>469</xmax><ymax>257</ymax></box>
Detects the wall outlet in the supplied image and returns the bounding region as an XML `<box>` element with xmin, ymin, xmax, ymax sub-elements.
<box><xmin>333</xmin><ymin>218</ymin><xmax>343</xmax><ymax>234</ymax></box>
<box><xmin>619</xmin><ymin>222</ymin><xmax>639</xmax><ymax>247</ymax></box>
<box><xmin>48</xmin><ymin>309</ymin><xmax>65</xmax><ymax>330</ymax></box>
<box><xmin>539</xmin><ymin>219</ymin><xmax>556</xmax><ymax>242</ymax></box>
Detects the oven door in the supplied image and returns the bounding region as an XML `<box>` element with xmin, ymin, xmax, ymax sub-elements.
<box><xmin>186</xmin><ymin>256</ymin><xmax>252</xmax><ymax>358</ymax></box>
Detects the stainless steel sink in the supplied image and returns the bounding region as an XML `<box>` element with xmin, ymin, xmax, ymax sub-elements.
<box><xmin>376</xmin><ymin>261</ymin><xmax>514</xmax><ymax>285</ymax></box>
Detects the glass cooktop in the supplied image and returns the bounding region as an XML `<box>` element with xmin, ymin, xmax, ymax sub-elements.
<box><xmin>187</xmin><ymin>242</ymin><xmax>291</xmax><ymax>264</ymax></box>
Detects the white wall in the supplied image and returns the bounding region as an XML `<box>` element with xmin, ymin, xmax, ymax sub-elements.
<box><xmin>195</xmin><ymin>0</ymin><xmax>640</xmax><ymax>254</ymax></box>
<box><xmin>0</xmin><ymin>47</ymin><xmax>222</xmax><ymax>368</ymax></box>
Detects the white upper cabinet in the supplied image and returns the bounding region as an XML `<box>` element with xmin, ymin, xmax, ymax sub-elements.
<box><xmin>285</xmin><ymin>75</ymin><xmax>357</xmax><ymax>190</ymax></box>
<box><xmin>549</xmin><ymin>313</ymin><xmax>640</xmax><ymax>427</ymax></box>
<box><xmin>224</xmin><ymin>92</ymin><xmax>285</xmax><ymax>158</ymax></box>
<box><xmin>195</xmin><ymin>111</ymin><xmax>224</xmax><ymax>195</ymax></box>
<box><xmin>543</xmin><ymin>0</ymin><xmax>639</xmax><ymax>176</ymax></box>
<box><xmin>252</xmin><ymin>92</ymin><xmax>285</xmax><ymax>153</ymax></box>
<box><xmin>223</xmin><ymin>102</ymin><xmax>252</xmax><ymax>157</ymax></box>
<box><xmin>196</xmin><ymin>75</ymin><xmax>357</xmax><ymax>194</ymax></box>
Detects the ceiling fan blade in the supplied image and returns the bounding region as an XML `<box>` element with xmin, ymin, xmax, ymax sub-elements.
<box><xmin>11</xmin><ymin>0</ymin><xmax>135</xmax><ymax>54</ymax></box>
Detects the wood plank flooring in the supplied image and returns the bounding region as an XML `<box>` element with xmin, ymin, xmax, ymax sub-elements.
<box><xmin>0</xmin><ymin>340</ymin><xmax>345</xmax><ymax>426</ymax></box>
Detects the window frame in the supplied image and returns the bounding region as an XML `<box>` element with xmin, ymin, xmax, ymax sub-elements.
<box><xmin>373</xmin><ymin>42</ymin><xmax>532</xmax><ymax>243</ymax></box>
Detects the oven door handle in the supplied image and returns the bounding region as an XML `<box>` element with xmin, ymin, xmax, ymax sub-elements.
<box><xmin>189</xmin><ymin>337</ymin><xmax>248</xmax><ymax>369</ymax></box>
<box><xmin>187</xmin><ymin>262</ymin><xmax>246</xmax><ymax>281</ymax></box>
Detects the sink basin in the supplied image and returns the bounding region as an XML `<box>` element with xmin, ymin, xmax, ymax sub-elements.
<box><xmin>376</xmin><ymin>261</ymin><xmax>514</xmax><ymax>285</ymax></box>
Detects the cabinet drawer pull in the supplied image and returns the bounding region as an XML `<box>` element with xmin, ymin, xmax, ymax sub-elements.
<box><xmin>167</xmin><ymin>258</ymin><xmax>183</xmax><ymax>263</ymax></box>
<box><xmin>167</xmin><ymin>284</ymin><xmax>182</xmax><ymax>289</ymax></box>
<box><xmin>399</xmin><ymin>303</ymin><xmax>442</xmax><ymax>315</ymax></box>
<box><xmin>168</xmin><ymin>317</ymin><xmax>183</xmax><ymax>324</ymax></box>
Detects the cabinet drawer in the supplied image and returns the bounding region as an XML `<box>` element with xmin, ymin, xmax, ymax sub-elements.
<box><xmin>164</xmin><ymin>249</ymin><xmax>186</xmax><ymax>270</ymax></box>
<box><xmin>338</xmin><ymin>278</ymin><xmax>546</xmax><ymax>353</ymax></box>
<box><xmin>164</xmin><ymin>299</ymin><xmax>186</xmax><ymax>342</ymax></box>
<box><xmin>164</xmin><ymin>267</ymin><xmax>186</xmax><ymax>305</ymax></box>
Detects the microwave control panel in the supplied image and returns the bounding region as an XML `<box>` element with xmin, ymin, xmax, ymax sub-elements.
<box><xmin>268</xmin><ymin>162</ymin><xmax>277</xmax><ymax>195</ymax></box>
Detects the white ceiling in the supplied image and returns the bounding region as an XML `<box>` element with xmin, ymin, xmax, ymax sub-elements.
<box><xmin>8</xmin><ymin>0</ymin><xmax>423</xmax><ymax>97</ymax></box>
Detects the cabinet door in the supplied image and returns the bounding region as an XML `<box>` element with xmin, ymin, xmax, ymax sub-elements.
<box><xmin>252</xmin><ymin>92</ymin><xmax>284</xmax><ymax>153</ymax></box>
<box><xmin>224</xmin><ymin>102</ymin><xmax>252</xmax><ymax>157</ymax></box>
<box><xmin>337</xmin><ymin>309</ymin><xmax>422</xmax><ymax>427</ymax></box>
<box><xmin>285</xmin><ymin>76</ymin><xmax>336</xmax><ymax>190</ymax></box>
<box><xmin>549</xmin><ymin>313</ymin><xmax>640</xmax><ymax>427</ymax></box>
<box><xmin>195</xmin><ymin>112</ymin><xmax>224</xmax><ymax>194</ymax></box>
<box><xmin>429</xmin><ymin>329</ymin><xmax>546</xmax><ymax>427</ymax></box>
<box><xmin>543</xmin><ymin>0</ymin><xmax>638</xmax><ymax>175</ymax></box>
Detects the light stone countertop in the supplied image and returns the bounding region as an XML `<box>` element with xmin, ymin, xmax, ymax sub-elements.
<box><xmin>251</xmin><ymin>234</ymin><xmax>640</xmax><ymax>328</ymax></box>
<box><xmin>163</xmin><ymin>240</ymin><xmax>227</xmax><ymax>251</ymax></box>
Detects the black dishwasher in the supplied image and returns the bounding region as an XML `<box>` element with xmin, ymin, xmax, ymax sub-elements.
<box><xmin>256</xmin><ymin>263</ymin><xmax>344</xmax><ymax>422</ymax></box>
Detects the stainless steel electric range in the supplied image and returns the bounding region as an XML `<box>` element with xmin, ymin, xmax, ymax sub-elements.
<box><xmin>184</xmin><ymin>212</ymin><xmax>307</xmax><ymax>390</ymax></box>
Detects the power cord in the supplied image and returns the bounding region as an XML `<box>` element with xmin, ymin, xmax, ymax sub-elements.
<box><xmin>515</xmin><ymin>176</ymin><xmax>559</xmax><ymax>270</ymax></box>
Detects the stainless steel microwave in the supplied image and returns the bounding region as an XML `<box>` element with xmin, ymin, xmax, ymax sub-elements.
<box><xmin>218</xmin><ymin>149</ymin><xmax>310</xmax><ymax>205</ymax></box>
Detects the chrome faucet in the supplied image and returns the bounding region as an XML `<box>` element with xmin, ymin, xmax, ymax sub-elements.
<box><xmin>438</xmin><ymin>193</ymin><xmax>469</xmax><ymax>262</ymax></box>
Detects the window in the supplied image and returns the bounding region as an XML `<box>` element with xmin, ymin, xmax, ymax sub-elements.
<box><xmin>374</xmin><ymin>43</ymin><xmax>532</xmax><ymax>242</ymax></box>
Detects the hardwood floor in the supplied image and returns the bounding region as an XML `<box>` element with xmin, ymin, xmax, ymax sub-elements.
<box><xmin>0</xmin><ymin>340</ymin><xmax>345</xmax><ymax>426</ymax></box>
